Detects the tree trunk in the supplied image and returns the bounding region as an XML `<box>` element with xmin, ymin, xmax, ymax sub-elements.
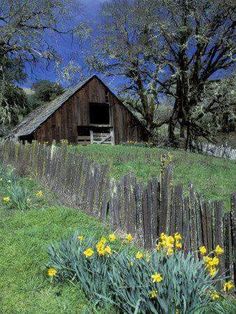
<box><xmin>168</xmin><ymin>118</ymin><xmax>176</xmax><ymax>145</ymax></box>
<box><xmin>180</xmin><ymin>124</ymin><xmax>185</xmax><ymax>138</ymax></box>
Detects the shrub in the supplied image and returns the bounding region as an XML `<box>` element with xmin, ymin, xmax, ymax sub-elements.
<box><xmin>47</xmin><ymin>232</ymin><xmax>235</xmax><ymax>313</ymax></box>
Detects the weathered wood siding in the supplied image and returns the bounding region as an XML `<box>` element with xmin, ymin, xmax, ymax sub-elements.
<box><xmin>34</xmin><ymin>77</ymin><xmax>149</xmax><ymax>144</ymax></box>
<box><xmin>35</xmin><ymin>97</ymin><xmax>78</xmax><ymax>143</ymax></box>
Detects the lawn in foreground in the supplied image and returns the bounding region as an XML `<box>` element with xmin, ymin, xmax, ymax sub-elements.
<box><xmin>74</xmin><ymin>144</ymin><xmax>236</xmax><ymax>208</ymax></box>
<box><xmin>0</xmin><ymin>205</ymin><xmax>112</xmax><ymax>314</ymax></box>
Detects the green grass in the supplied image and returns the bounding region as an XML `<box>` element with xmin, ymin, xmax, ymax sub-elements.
<box><xmin>0</xmin><ymin>203</ymin><xmax>114</xmax><ymax>314</ymax></box>
<box><xmin>72</xmin><ymin>144</ymin><xmax>236</xmax><ymax>208</ymax></box>
<box><xmin>0</xmin><ymin>166</ymin><xmax>235</xmax><ymax>313</ymax></box>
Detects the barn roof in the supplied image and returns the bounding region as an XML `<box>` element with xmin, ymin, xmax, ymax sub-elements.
<box><xmin>9</xmin><ymin>75</ymin><xmax>149</xmax><ymax>139</ymax></box>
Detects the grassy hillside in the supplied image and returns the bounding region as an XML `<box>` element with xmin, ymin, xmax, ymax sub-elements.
<box><xmin>73</xmin><ymin>144</ymin><xmax>236</xmax><ymax>208</ymax></box>
<box><xmin>0</xmin><ymin>172</ymin><xmax>113</xmax><ymax>314</ymax></box>
<box><xmin>0</xmin><ymin>204</ymin><xmax>114</xmax><ymax>314</ymax></box>
<box><xmin>0</xmin><ymin>162</ymin><xmax>235</xmax><ymax>313</ymax></box>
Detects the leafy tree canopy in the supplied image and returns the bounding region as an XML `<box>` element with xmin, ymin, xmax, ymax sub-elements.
<box><xmin>28</xmin><ymin>80</ymin><xmax>64</xmax><ymax>110</ymax></box>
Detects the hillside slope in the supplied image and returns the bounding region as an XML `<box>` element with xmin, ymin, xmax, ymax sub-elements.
<box><xmin>73</xmin><ymin>144</ymin><xmax>236</xmax><ymax>207</ymax></box>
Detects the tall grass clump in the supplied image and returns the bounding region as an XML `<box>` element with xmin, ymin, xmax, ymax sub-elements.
<box><xmin>47</xmin><ymin>232</ymin><xmax>235</xmax><ymax>313</ymax></box>
<box><xmin>0</xmin><ymin>165</ymin><xmax>46</xmax><ymax>211</ymax></box>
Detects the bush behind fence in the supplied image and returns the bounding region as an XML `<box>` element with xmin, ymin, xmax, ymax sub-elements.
<box><xmin>0</xmin><ymin>141</ymin><xmax>235</xmax><ymax>285</ymax></box>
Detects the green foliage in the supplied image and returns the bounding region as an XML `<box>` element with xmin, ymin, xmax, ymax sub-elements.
<box><xmin>0</xmin><ymin>163</ymin><xmax>234</xmax><ymax>313</ymax></box>
<box><xmin>48</xmin><ymin>233</ymin><xmax>118</xmax><ymax>307</ymax></box>
<box><xmin>0</xmin><ymin>82</ymin><xmax>29</xmax><ymax>135</ymax></box>
<box><xmin>192</xmin><ymin>76</ymin><xmax>236</xmax><ymax>136</ymax></box>
<box><xmin>0</xmin><ymin>54</ymin><xmax>26</xmax><ymax>83</ymax></box>
<box><xmin>27</xmin><ymin>80</ymin><xmax>64</xmax><ymax>111</ymax></box>
<box><xmin>0</xmin><ymin>163</ymin><xmax>112</xmax><ymax>313</ymax></box>
<box><xmin>0</xmin><ymin>204</ymin><xmax>110</xmax><ymax>313</ymax></box>
<box><xmin>2</xmin><ymin>183</ymin><xmax>32</xmax><ymax>211</ymax></box>
<box><xmin>48</xmin><ymin>232</ymin><xmax>226</xmax><ymax>314</ymax></box>
<box><xmin>0</xmin><ymin>165</ymin><xmax>45</xmax><ymax>211</ymax></box>
<box><xmin>0</xmin><ymin>53</ymin><xmax>29</xmax><ymax>136</ymax></box>
<box><xmin>202</xmin><ymin>299</ymin><xmax>236</xmax><ymax>314</ymax></box>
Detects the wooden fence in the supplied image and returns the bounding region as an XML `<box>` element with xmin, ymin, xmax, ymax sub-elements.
<box><xmin>0</xmin><ymin>141</ymin><xmax>235</xmax><ymax>285</ymax></box>
<box><xmin>192</xmin><ymin>141</ymin><xmax>236</xmax><ymax>160</ymax></box>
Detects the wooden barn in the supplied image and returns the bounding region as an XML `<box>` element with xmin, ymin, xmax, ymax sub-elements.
<box><xmin>10</xmin><ymin>75</ymin><xmax>149</xmax><ymax>144</ymax></box>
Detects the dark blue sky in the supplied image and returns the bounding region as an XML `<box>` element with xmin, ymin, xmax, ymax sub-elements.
<box><xmin>23</xmin><ymin>0</ymin><xmax>233</xmax><ymax>93</ymax></box>
<box><xmin>23</xmin><ymin>0</ymin><xmax>119</xmax><ymax>90</ymax></box>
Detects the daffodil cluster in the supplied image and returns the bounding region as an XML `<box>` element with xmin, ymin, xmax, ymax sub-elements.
<box><xmin>203</xmin><ymin>256</ymin><xmax>220</xmax><ymax>277</ymax></box>
<box><xmin>156</xmin><ymin>232</ymin><xmax>182</xmax><ymax>256</ymax></box>
<box><xmin>209</xmin><ymin>280</ymin><xmax>235</xmax><ymax>301</ymax></box>
<box><xmin>81</xmin><ymin>234</ymin><xmax>117</xmax><ymax>259</ymax></box>
<box><xmin>199</xmin><ymin>244</ymin><xmax>223</xmax><ymax>278</ymax></box>
<box><xmin>96</xmin><ymin>237</ymin><xmax>112</xmax><ymax>256</ymax></box>
<box><xmin>48</xmin><ymin>230</ymin><xmax>235</xmax><ymax>313</ymax></box>
<box><xmin>1</xmin><ymin>169</ymin><xmax>45</xmax><ymax>211</ymax></box>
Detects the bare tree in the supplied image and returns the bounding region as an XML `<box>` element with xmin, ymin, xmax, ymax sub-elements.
<box><xmin>0</xmin><ymin>0</ymin><xmax>84</xmax><ymax>64</ymax></box>
<box><xmin>91</xmin><ymin>0</ymin><xmax>236</xmax><ymax>148</ymax></box>
<box><xmin>156</xmin><ymin>0</ymin><xmax>236</xmax><ymax>148</ymax></box>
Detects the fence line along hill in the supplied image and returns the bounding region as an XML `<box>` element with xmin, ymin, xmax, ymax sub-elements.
<box><xmin>0</xmin><ymin>141</ymin><xmax>235</xmax><ymax>286</ymax></box>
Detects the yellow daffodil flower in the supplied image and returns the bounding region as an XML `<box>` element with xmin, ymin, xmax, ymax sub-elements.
<box><xmin>96</xmin><ymin>242</ymin><xmax>105</xmax><ymax>256</ymax></box>
<box><xmin>174</xmin><ymin>233</ymin><xmax>182</xmax><ymax>241</ymax></box>
<box><xmin>175</xmin><ymin>241</ymin><xmax>182</xmax><ymax>249</ymax></box>
<box><xmin>160</xmin><ymin>233</ymin><xmax>166</xmax><ymax>240</ymax></box>
<box><xmin>167</xmin><ymin>247</ymin><xmax>174</xmax><ymax>256</ymax></box>
<box><xmin>104</xmin><ymin>245</ymin><xmax>112</xmax><ymax>255</ymax></box>
<box><xmin>214</xmin><ymin>245</ymin><xmax>224</xmax><ymax>256</ymax></box>
<box><xmin>2</xmin><ymin>196</ymin><xmax>10</xmax><ymax>203</ymax></box>
<box><xmin>199</xmin><ymin>246</ymin><xmax>207</xmax><ymax>255</ymax></box>
<box><xmin>48</xmin><ymin>268</ymin><xmax>57</xmax><ymax>277</ymax></box>
<box><xmin>223</xmin><ymin>281</ymin><xmax>234</xmax><ymax>292</ymax></box>
<box><xmin>209</xmin><ymin>267</ymin><xmax>217</xmax><ymax>277</ymax></box>
<box><xmin>83</xmin><ymin>248</ymin><xmax>94</xmax><ymax>258</ymax></box>
<box><xmin>135</xmin><ymin>251</ymin><xmax>144</xmax><ymax>259</ymax></box>
<box><xmin>210</xmin><ymin>290</ymin><xmax>220</xmax><ymax>301</ymax></box>
<box><xmin>77</xmin><ymin>235</ymin><xmax>84</xmax><ymax>241</ymax></box>
<box><xmin>208</xmin><ymin>257</ymin><xmax>219</xmax><ymax>267</ymax></box>
<box><xmin>36</xmin><ymin>191</ymin><xmax>43</xmax><ymax>197</ymax></box>
<box><xmin>149</xmin><ymin>290</ymin><xmax>158</xmax><ymax>299</ymax></box>
<box><xmin>151</xmin><ymin>272</ymin><xmax>163</xmax><ymax>283</ymax></box>
<box><xmin>100</xmin><ymin>237</ymin><xmax>107</xmax><ymax>244</ymax></box>
<box><xmin>166</xmin><ymin>236</ymin><xmax>175</xmax><ymax>246</ymax></box>
<box><xmin>109</xmin><ymin>233</ymin><xmax>116</xmax><ymax>242</ymax></box>
<box><xmin>126</xmin><ymin>234</ymin><xmax>133</xmax><ymax>242</ymax></box>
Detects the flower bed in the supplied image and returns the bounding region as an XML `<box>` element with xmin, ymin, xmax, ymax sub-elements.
<box><xmin>47</xmin><ymin>232</ymin><xmax>235</xmax><ymax>313</ymax></box>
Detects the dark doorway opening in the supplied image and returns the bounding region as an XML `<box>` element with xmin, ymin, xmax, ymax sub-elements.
<box><xmin>19</xmin><ymin>134</ymin><xmax>34</xmax><ymax>144</ymax></box>
<box><xmin>77</xmin><ymin>126</ymin><xmax>90</xmax><ymax>136</ymax></box>
<box><xmin>89</xmin><ymin>103</ymin><xmax>110</xmax><ymax>125</ymax></box>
